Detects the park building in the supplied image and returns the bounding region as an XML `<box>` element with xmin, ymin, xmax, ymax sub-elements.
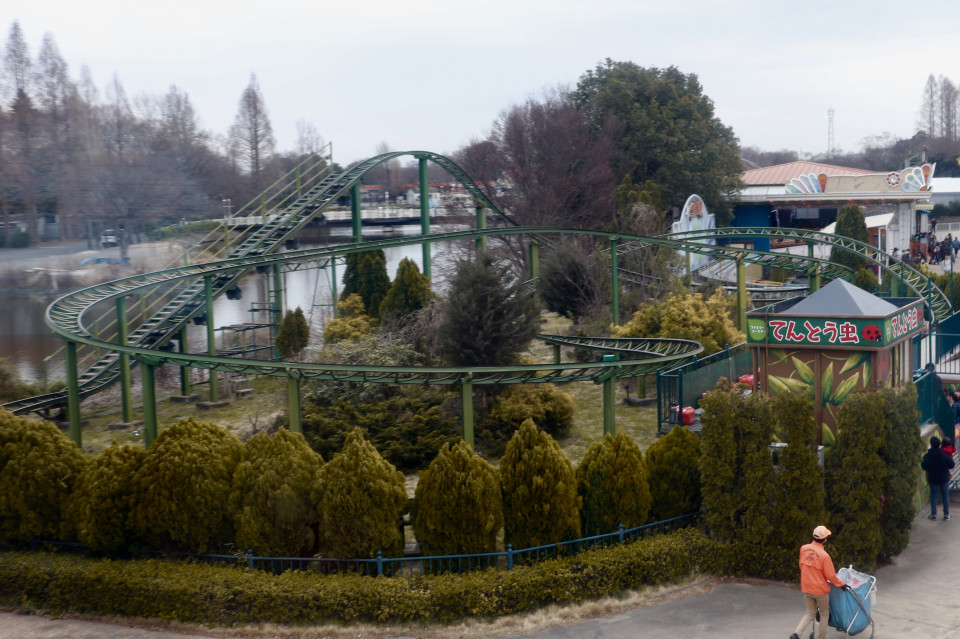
<box><xmin>730</xmin><ymin>160</ymin><xmax>935</xmax><ymax>257</ymax></box>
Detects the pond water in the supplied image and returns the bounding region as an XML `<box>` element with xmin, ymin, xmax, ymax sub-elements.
<box><xmin>0</xmin><ymin>225</ymin><xmax>464</xmax><ymax>384</ymax></box>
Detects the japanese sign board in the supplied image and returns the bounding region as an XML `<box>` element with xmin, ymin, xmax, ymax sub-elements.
<box><xmin>747</xmin><ymin>299</ymin><xmax>924</xmax><ymax>348</ymax></box>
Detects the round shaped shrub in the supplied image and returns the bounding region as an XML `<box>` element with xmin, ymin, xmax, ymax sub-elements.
<box><xmin>500</xmin><ymin>418</ymin><xmax>580</xmax><ymax>548</ymax></box>
<box><xmin>230</xmin><ymin>428</ymin><xmax>323</xmax><ymax>557</ymax></box>
<box><xmin>645</xmin><ymin>425</ymin><xmax>701</xmax><ymax>521</ymax></box>
<box><xmin>482</xmin><ymin>383</ymin><xmax>576</xmax><ymax>452</ymax></box>
<box><xmin>576</xmin><ymin>432</ymin><xmax>652</xmax><ymax>535</ymax></box>
<box><xmin>129</xmin><ymin>417</ymin><xmax>243</xmax><ymax>553</ymax></box>
<box><xmin>0</xmin><ymin>409</ymin><xmax>87</xmax><ymax>544</ymax></box>
<box><xmin>413</xmin><ymin>440</ymin><xmax>502</xmax><ymax>555</ymax></box>
<box><xmin>313</xmin><ymin>428</ymin><xmax>407</xmax><ymax>558</ymax></box>
<box><xmin>73</xmin><ymin>442</ymin><xmax>146</xmax><ymax>554</ymax></box>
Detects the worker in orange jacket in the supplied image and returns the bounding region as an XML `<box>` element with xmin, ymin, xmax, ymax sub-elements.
<box><xmin>790</xmin><ymin>525</ymin><xmax>849</xmax><ymax>639</ymax></box>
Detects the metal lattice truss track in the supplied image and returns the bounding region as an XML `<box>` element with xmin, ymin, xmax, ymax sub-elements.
<box><xmin>4</xmin><ymin>154</ymin><xmax>941</xmax><ymax>416</ymax></box>
<box><xmin>656</xmin><ymin>227</ymin><xmax>951</xmax><ymax>320</ymax></box>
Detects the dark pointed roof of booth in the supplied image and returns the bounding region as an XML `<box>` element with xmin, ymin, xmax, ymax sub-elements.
<box><xmin>783</xmin><ymin>279</ymin><xmax>898</xmax><ymax>316</ymax></box>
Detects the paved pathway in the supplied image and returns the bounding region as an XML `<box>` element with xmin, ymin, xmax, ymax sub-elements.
<box><xmin>2</xmin><ymin>504</ymin><xmax>956</xmax><ymax>638</ymax></box>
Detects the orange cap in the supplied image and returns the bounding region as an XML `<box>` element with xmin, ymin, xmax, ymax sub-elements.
<box><xmin>813</xmin><ymin>525</ymin><xmax>831</xmax><ymax>540</ymax></box>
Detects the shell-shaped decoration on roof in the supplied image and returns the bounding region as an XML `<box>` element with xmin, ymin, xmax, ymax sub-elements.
<box><xmin>901</xmin><ymin>163</ymin><xmax>935</xmax><ymax>192</ymax></box>
<box><xmin>784</xmin><ymin>172</ymin><xmax>823</xmax><ymax>195</ymax></box>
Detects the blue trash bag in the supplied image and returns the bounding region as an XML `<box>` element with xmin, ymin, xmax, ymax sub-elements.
<box><xmin>828</xmin><ymin>567</ymin><xmax>873</xmax><ymax>635</ymax></box>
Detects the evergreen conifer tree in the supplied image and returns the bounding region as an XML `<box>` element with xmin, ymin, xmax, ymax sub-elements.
<box><xmin>73</xmin><ymin>443</ymin><xmax>146</xmax><ymax>554</ymax></box>
<box><xmin>341</xmin><ymin>249</ymin><xmax>390</xmax><ymax>319</ymax></box>
<box><xmin>500</xmin><ymin>419</ymin><xmax>580</xmax><ymax>548</ymax></box>
<box><xmin>768</xmin><ymin>391</ymin><xmax>826</xmax><ymax>553</ymax></box>
<box><xmin>646</xmin><ymin>424</ymin><xmax>701</xmax><ymax>521</ymax></box>
<box><xmin>230</xmin><ymin>428</ymin><xmax>323</xmax><ymax>557</ymax></box>
<box><xmin>0</xmin><ymin>409</ymin><xmax>87</xmax><ymax>544</ymax></box>
<box><xmin>826</xmin><ymin>391</ymin><xmax>886</xmax><ymax>571</ymax></box>
<box><xmin>313</xmin><ymin>428</ymin><xmax>407</xmax><ymax>558</ymax></box>
<box><xmin>276</xmin><ymin>306</ymin><xmax>310</xmax><ymax>359</ymax></box>
<box><xmin>576</xmin><ymin>432</ymin><xmax>652</xmax><ymax>535</ymax></box>
<box><xmin>129</xmin><ymin>417</ymin><xmax>243</xmax><ymax>553</ymax></box>
<box><xmin>379</xmin><ymin>257</ymin><xmax>432</xmax><ymax>326</ymax></box>
<box><xmin>830</xmin><ymin>204</ymin><xmax>868</xmax><ymax>273</ymax></box>
<box><xmin>413</xmin><ymin>440</ymin><xmax>502</xmax><ymax>555</ymax></box>
<box><xmin>878</xmin><ymin>384</ymin><xmax>924</xmax><ymax>558</ymax></box>
<box><xmin>439</xmin><ymin>251</ymin><xmax>540</xmax><ymax>366</ymax></box>
<box><xmin>699</xmin><ymin>379</ymin><xmax>739</xmax><ymax>540</ymax></box>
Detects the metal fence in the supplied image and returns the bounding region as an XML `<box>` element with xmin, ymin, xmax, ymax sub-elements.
<box><xmin>657</xmin><ymin>343</ymin><xmax>753</xmax><ymax>433</ymax></box>
<box><xmin>29</xmin><ymin>512</ymin><xmax>700</xmax><ymax>578</ymax></box>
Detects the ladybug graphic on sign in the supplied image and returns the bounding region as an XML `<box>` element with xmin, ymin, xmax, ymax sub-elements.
<box><xmin>861</xmin><ymin>324</ymin><xmax>882</xmax><ymax>342</ymax></box>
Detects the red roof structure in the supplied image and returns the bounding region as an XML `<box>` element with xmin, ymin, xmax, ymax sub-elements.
<box><xmin>742</xmin><ymin>161</ymin><xmax>873</xmax><ymax>186</ymax></box>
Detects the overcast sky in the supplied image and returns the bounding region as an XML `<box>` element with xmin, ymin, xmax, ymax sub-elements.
<box><xmin>5</xmin><ymin>0</ymin><xmax>960</xmax><ymax>167</ymax></box>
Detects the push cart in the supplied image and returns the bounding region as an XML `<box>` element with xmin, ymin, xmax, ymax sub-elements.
<box><xmin>812</xmin><ymin>565</ymin><xmax>876</xmax><ymax>638</ymax></box>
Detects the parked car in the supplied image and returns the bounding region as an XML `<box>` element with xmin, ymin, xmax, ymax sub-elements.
<box><xmin>100</xmin><ymin>229</ymin><xmax>120</xmax><ymax>248</ymax></box>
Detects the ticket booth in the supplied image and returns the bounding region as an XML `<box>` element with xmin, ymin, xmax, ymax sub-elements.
<box><xmin>746</xmin><ymin>279</ymin><xmax>925</xmax><ymax>445</ymax></box>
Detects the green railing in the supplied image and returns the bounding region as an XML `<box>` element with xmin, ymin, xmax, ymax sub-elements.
<box><xmin>657</xmin><ymin>343</ymin><xmax>753</xmax><ymax>433</ymax></box>
<box><xmin>30</xmin><ymin>512</ymin><xmax>700</xmax><ymax>577</ymax></box>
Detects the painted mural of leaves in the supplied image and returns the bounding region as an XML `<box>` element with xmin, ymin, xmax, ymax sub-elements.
<box><xmin>830</xmin><ymin>374</ymin><xmax>860</xmax><ymax>405</ymax></box>
<box><xmin>791</xmin><ymin>356</ymin><xmax>815</xmax><ymax>385</ymax></box>
<box><xmin>768</xmin><ymin>375</ymin><xmax>809</xmax><ymax>395</ymax></box>
<box><xmin>862</xmin><ymin>361</ymin><xmax>871</xmax><ymax>387</ymax></box>
<box><xmin>769</xmin><ymin>349</ymin><xmax>791</xmax><ymax>366</ymax></box>
<box><xmin>821</xmin><ymin>422</ymin><xmax>836</xmax><ymax>447</ymax></box>
<box><xmin>840</xmin><ymin>351</ymin><xmax>870</xmax><ymax>375</ymax></box>
<box><xmin>821</xmin><ymin>362</ymin><xmax>835</xmax><ymax>404</ymax></box>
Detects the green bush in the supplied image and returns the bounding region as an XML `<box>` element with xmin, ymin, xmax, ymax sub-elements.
<box><xmin>481</xmin><ymin>383</ymin><xmax>576</xmax><ymax>449</ymax></box>
<box><xmin>8</xmin><ymin>229</ymin><xmax>31</xmax><ymax>248</ymax></box>
<box><xmin>230</xmin><ymin>428</ymin><xmax>323</xmax><ymax>557</ymax></box>
<box><xmin>878</xmin><ymin>384</ymin><xmax>924</xmax><ymax>558</ymax></box>
<box><xmin>72</xmin><ymin>443</ymin><xmax>146</xmax><ymax>554</ymax></box>
<box><xmin>500</xmin><ymin>419</ymin><xmax>581</xmax><ymax>548</ymax></box>
<box><xmin>313</xmin><ymin>429</ymin><xmax>407</xmax><ymax>558</ymax></box>
<box><xmin>0</xmin><ymin>410</ymin><xmax>87</xmax><ymax>545</ymax></box>
<box><xmin>576</xmin><ymin>432</ymin><xmax>652</xmax><ymax>536</ymax></box>
<box><xmin>0</xmin><ymin>527</ymin><xmax>714</xmax><ymax>624</ymax></box>
<box><xmin>275</xmin><ymin>307</ymin><xmax>310</xmax><ymax>360</ymax></box>
<box><xmin>413</xmin><ymin>441</ymin><xmax>502</xmax><ymax>556</ymax></box>
<box><xmin>379</xmin><ymin>257</ymin><xmax>432</xmax><ymax>326</ymax></box>
<box><xmin>129</xmin><ymin>417</ymin><xmax>243</xmax><ymax>553</ymax></box>
<box><xmin>646</xmin><ymin>424</ymin><xmax>701</xmax><ymax>522</ymax></box>
<box><xmin>302</xmin><ymin>388</ymin><xmax>460</xmax><ymax>473</ymax></box>
<box><xmin>827</xmin><ymin>391</ymin><xmax>886</xmax><ymax>572</ymax></box>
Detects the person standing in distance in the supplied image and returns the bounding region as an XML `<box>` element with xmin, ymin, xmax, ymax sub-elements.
<box><xmin>790</xmin><ymin>525</ymin><xmax>848</xmax><ymax>639</ymax></box>
<box><xmin>921</xmin><ymin>435</ymin><xmax>955</xmax><ymax>520</ymax></box>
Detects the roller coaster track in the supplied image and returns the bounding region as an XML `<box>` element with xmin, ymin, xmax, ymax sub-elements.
<box><xmin>21</xmin><ymin>229</ymin><xmax>708</xmax><ymax>401</ymax></box>
<box><xmin>657</xmin><ymin>227</ymin><xmax>952</xmax><ymax>321</ymax></box>
<box><xmin>2</xmin><ymin>147</ymin><xmax>944</xmax><ymax>417</ymax></box>
<box><xmin>1</xmin><ymin>151</ymin><xmax>514</xmax><ymax>415</ymax></box>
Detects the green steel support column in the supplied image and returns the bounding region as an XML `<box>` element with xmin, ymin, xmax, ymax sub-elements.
<box><xmin>65</xmin><ymin>340</ymin><xmax>81</xmax><ymax>446</ymax></box>
<box><xmin>287</xmin><ymin>375</ymin><xmax>302</xmax><ymax>433</ymax></box>
<box><xmin>529</xmin><ymin>238</ymin><xmax>540</xmax><ymax>279</ymax></box>
<box><xmin>351</xmin><ymin>183</ymin><xmax>362</xmax><ymax>243</ymax></box>
<box><xmin>475</xmin><ymin>203</ymin><xmax>486</xmax><ymax>252</ymax></box>
<box><xmin>552</xmin><ymin>344</ymin><xmax>561</xmax><ymax>364</ymax></box>
<box><xmin>296</xmin><ymin>166</ymin><xmax>302</xmax><ymax>197</ymax></box>
<box><xmin>141</xmin><ymin>361</ymin><xmax>157</xmax><ymax>448</ymax></box>
<box><xmin>736</xmin><ymin>256</ymin><xmax>747</xmax><ymax>332</ymax></box>
<box><xmin>179</xmin><ymin>325</ymin><xmax>191</xmax><ymax>396</ymax></box>
<box><xmin>807</xmin><ymin>242</ymin><xmax>820</xmax><ymax>292</ymax></box>
<box><xmin>330</xmin><ymin>257</ymin><xmax>339</xmax><ymax>318</ymax></box>
<box><xmin>272</xmin><ymin>263</ymin><xmax>284</xmax><ymax>360</ymax></box>
<box><xmin>204</xmin><ymin>276</ymin><xmax>219</xmax><ymax>402</ymax></box>
<box><xmin>602</xmin><ymin>355</ymin><xmax>616</xmax><ymax>437</ymax></box>
<box><xmin>116</xmin><ymin>296</ymin><xmax>133</xmax><ymax>423</ymax></box>
<box><xmin>685</xmin><ymin>250</ymin><xmax>691</xmax><ymax>278</ymax></box>
<box><xmin>419</xmin><ymin>157</ymin><xmax>431</xmax><ymax>280</ymax></box>
<box><xmin>460</xmin><ymin>375</ymin><xmax>474</xmax><ymax>448</ymax></box>
<box><xmin>610</xmin><ymin>237</ymin><xmax>620</xmax><ymax>326</ymax></box>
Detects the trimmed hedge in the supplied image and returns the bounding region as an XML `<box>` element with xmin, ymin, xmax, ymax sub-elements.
<box><xmin>0</xmin><ymin>528</ymin><xmax>716</xmax><ymax>625</ymax></box>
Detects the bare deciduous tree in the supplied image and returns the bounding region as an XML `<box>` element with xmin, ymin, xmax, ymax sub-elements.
<box><xmin>229</xmin><ymin>74</ymin><xmax>276</xmax><ymax>192</ymax></box>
